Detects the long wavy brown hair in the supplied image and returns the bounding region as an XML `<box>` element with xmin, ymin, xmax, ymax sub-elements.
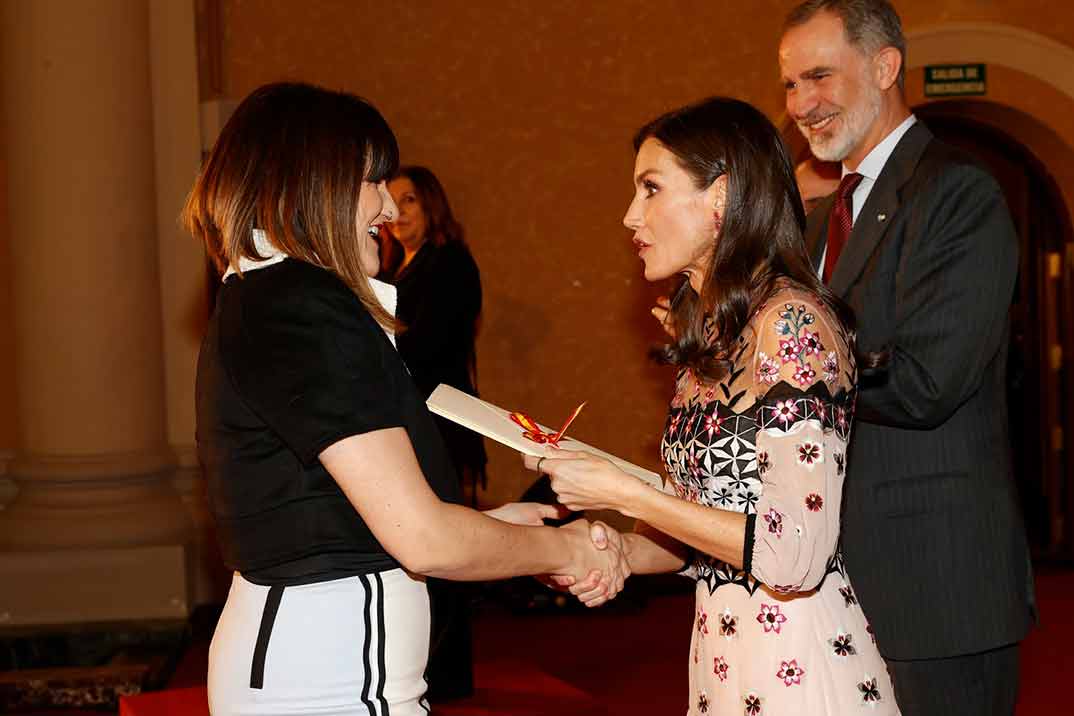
<box><xmin>183</xmin><ymin>82</ymin><xmax>399</xmax><ymax>328</ymax></box>
<box><xmin>639</xmin><ymin>97</ymin><xmax>856</xmax><ymax>381</ymax></box>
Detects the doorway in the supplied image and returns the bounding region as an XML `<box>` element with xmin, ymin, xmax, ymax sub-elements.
<box><xmin>913</xmin><ymin>101</ymin><xmax>1074</xmax><ymax>560</ymax></box>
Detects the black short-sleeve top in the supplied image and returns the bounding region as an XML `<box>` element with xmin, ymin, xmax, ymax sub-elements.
<box><xmin>195</xmin><ymin>258</ymin><xmax>460</xmax><ymax>585</ymax></box>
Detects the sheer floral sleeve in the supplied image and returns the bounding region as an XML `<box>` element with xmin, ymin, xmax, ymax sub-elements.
<box><xmin>746</xmin><ymin>292</ymin><xmax>856</xmax><ymax>593</ymax></box>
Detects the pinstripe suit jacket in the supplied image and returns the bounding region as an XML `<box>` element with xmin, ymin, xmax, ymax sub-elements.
<box><xmin>805</xmin><ymin>121</ymin><xmax>1035</xmax><ymax>660</ymax></box>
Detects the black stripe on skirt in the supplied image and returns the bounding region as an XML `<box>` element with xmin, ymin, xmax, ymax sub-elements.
<box><xmin>249</xmin><ymin>585</ymin><xmax>285</xmax><ymax>689</ymax></box>
<box><xmin>374</xmin><ymin>572</ymin><xmax>390</xmax><ymax>715</ymax></box>
<box><xmin>359</xmin><ymin>574</ymin><xmax>378</xmax><ymax>714</ymax></box>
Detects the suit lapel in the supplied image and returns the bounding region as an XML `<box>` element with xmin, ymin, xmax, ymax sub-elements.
<box><xmin>804</xmin><ymin>195</ymin><xmax>835</xmax><ymax>273</ymax></box>
<box><xmin>829</xmin><ymin>122</ymin><xmax>934</xmax><ymax>296</ymax></box>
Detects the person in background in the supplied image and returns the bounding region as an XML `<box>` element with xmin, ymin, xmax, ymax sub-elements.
<box><xmin>780</xmin><ymin>1</ymin><xmax>1034</xmax><ymax>712</ymax></box>
<box><xmin>795</xmin><ymin>157</ymin><xmax>841</xmax><ymax>214</ymax></box>
<box><xmin>382</xmin><ymin>166</ymin><xmax>487</xmax><ymax>701</ymax></box>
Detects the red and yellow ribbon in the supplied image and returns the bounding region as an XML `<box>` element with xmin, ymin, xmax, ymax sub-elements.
<box><xmin>509</xmin><ymin>402</ymin><xmax>586</xmax><ymax>446</ymax></box>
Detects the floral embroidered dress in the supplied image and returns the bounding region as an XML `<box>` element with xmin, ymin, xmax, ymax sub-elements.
<box><xmin>662</xmin><ymin>286</ymin><xmax>898</xmax><ymax>715</ymax></box>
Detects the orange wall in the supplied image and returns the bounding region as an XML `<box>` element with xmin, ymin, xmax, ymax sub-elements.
<box><xmin>210</xmin><ymin>0</ymin><xmax>1074</xmax><ymax>505</ymax></box>
<box><xmin>0</xmin><ymin>135</ymin><xmax>14</xmax><ymax>455</ymax></box>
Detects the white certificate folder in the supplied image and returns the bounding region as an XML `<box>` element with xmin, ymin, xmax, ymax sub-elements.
<box><xmin>426</xmin><ymin>384</ymin><xmax>663</xmax><ymax>489</ymax></box>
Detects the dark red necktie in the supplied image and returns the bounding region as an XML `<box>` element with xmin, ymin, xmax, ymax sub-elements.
<box><xmin>823</xmin><ymin>172</ymin><xmax>863</xmax><ymax>282</ymax></box>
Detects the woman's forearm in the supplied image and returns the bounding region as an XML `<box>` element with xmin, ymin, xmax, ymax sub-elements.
<box><xmin>622</xmin><ymin>521</ymin><xmax>690</xmax><ymax>575</ymax></box>
<box><xmin>319</xmin><ymin>429</ymin><xmax>607</xmax><ymax>582</ymax></box>
<box><xmin>534</xmin><ymin>450</ymin><xmax>749</xmax><ymax>570</ymax></box>
<box><xmin>620</xmin><ymin>482</ymin><xmax>748</xmax><ymax>569</ymax></box>
<box><xmin>413</xmin><ymin>504</ymin><xmax>577</xmax><ymax>580</ymax></box>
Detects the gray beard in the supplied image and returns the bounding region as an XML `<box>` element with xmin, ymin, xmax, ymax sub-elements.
<box><xmin>804</xmin><ymin>87</ymin><xmax>883</xmax><ymax>163</ymax></box>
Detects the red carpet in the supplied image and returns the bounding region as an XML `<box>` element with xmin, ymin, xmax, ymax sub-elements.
<box><xmin>131</xmin><ymin>570</ymin><xmax>1072</xmax><ymax>715</ymax></box>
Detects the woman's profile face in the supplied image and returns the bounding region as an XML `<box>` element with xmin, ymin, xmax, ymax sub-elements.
<box><xmin>357</xmin><ymin>179</ymin><xmax>397</xmax><ymax>276</ymax></box>
<box><xmin>622</xmin><ymin>138</ymin><xmax>723</xmax><ymax>291</ymax></box>
<box><xmin>387</xmin><ymin>176</ymin><xmax>427</xmax><ymax>252</ymax></box>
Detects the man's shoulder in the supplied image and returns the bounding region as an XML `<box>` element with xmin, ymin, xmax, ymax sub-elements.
<box><xmin>906</xmin><ymin>132</ymin><xmax>999</xmax><ymax>195</ymax></box>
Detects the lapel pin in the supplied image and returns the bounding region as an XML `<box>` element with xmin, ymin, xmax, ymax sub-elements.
<box><xmin>877</xmin><ymin>213</ymin><xmax>887</xmax><ymax>222</ymax></box>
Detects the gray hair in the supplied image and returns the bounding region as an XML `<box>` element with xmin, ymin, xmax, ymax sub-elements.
<box><xmin>785</xmin><ymin>0</ymin><xmax>906</xmax><ymax>88</ymax></box>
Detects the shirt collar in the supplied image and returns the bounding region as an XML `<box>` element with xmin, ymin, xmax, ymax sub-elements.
<box><xmin>845</xmin><ymin>114</ymin><xmax>917</xmax><ymax>181</ymax></box>
<box><xmin>222</xmin><ymin>229</ymin><xmax>398</xmax><ymax>344</ymax></box>
<box><xmin>222</xmin><ymin>228</ymin><xmax>286</xmax><ymax>279</ymax></box>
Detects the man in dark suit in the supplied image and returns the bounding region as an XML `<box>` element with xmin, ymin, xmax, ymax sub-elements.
<box><xmin>779</xmin><ymin>2</ymin><xmax>1034</xmax><ymax>713</ymax></box>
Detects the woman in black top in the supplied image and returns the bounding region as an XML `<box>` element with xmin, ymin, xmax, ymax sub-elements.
<box><xmin>185</xmin><ymin>82</ymin><xmax>626</xmax><ymax>716</ymax></box>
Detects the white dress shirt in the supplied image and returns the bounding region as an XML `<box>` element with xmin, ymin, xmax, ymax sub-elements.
<box><xmin>818</xmin><ymin>114</ymin><xmax>917</xmax><ymax>275</ymax></box>
<box><xmin>845</xmin><ymin>114</ymin><xmax>917</xmax><ymax>224</ymax></box>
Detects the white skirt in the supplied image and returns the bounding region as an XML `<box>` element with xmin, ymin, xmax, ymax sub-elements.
<box><xmin>208</xmin><ymin>569</ymin><xmax>431</xmax><ymax>715</ymax></box>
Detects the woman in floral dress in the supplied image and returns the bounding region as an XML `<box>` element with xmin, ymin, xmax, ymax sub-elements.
<box><xmin>529</xmin><ymin>98</ymin><xmax>899</xmax><ymax>714</ymax></box>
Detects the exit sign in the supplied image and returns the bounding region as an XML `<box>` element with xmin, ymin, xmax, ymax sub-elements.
<box><xmin>924</xmin><ymin>64</ymin><xmax>987</xmax><ymax>96</ymax></box>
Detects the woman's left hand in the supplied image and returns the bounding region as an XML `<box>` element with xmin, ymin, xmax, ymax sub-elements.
<box><xmin>523</xmin><ymin>450</ymin><xmax>642</xmax><ymax>514</ymax></box>
<box><xmin>483</xmin><ymin>501</ymin><xmax>570</xmax><ymax>526</ymax></box>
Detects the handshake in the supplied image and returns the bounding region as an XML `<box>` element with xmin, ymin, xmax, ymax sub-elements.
<box><xmin>549</xmin><ymin>517</ymin><xmax>631</xmax><ymax>608</ymax></box>
<box><xmin>485</xmin><ymin>501</ymin><xmax>632</xmax><ymax>608</ymax></box>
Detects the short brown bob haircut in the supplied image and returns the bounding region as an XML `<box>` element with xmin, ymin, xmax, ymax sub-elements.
<box><xmin>183</xmin><ymin>81</ymin><xmax>399</xmax><ymax>327</ymax></box>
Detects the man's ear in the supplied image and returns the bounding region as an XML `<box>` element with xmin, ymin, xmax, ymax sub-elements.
<box><xmin>874</xmin><ymin>46</ymin><xmax>902</xmax><ymax>91</ymax></box>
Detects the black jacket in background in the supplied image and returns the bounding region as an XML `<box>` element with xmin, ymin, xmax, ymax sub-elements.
<box><xmin>391</xmin><ymin>240</ymin><xmax>488</xmax><ymax>488</ymax></box>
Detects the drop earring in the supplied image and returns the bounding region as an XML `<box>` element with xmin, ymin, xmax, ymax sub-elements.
<box><xmin>714</xmin><ymin>211</ymin><xmax>723</xmax><ymax>236</ymax></box>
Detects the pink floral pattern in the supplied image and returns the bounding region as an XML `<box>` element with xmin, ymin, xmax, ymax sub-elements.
<box><xmin>703</xmin><ymin>410</ymin><xmax>723</xmax><ymax>438</ymax></box>
<box><xmin>829</xmin><ymin>631</ymin><xmax>857</xmax><ymax>657</ymax></box>
<box><xmin>777</xmin><ymin>659</ymin><xmax>805</xmax><ymax>686</ymax></box>
<box><xmin>796</xmin><ymin>440</ymin><xmax>823</xmax><ymax>468</ymax></box>
<box><xmin>756</xmin><ymin>352</ymin><xmax>780</xmax><ymax>384</ymax></box>
<box><xmin>793</xmin><ymin>364</ymin><xmax>817</xmax><ymax>385</ymax></box>
<box><xmin>757</xmin><ymin>451</ymin><xmax>771</xmax><ymax>475</ymax></box>
<box><xmin>771</xmin><ymin>304</ymin><xmax>828</xmax><ymax>387</ymax></box>
<box><xmin>839</xmin><ymin>584</ymin><xmax>857</xmax><ymax>608</ymax></box>
<box><xmin>822</xmin><ymin>351</ymin><xmax>839</xmax><ymax>384</ymax></box>
<box><xmin>744</xmin><ymin>693</ymin><xmax>763</xmax><ymax>715</ymax></box>
<box><xmin>774</xmin><ymin>400</ymin><xmax>799</xmax><ymax>424</ymax></box>
<box><xmin>858</xmin><ymin>677</ymin><xmax>882</xmax><ymax>704</ymax></box>
<box><xmin>805</xmin><ymin>493</ymin><xmax>824</xmax><ymax>511</ymax></box>
<box><xmin>757</xmin><ymin>604</ymin><xmax>788</xmax><ymax>634</ymax></box>
<box><xmin>763</xmin><ymin>507</ymin><xmax>784</xmax><ymax>537</ymax></box>
<box><xmin>778</xmin><ymin>338</ymin><xmax>800</xmax><ymax>364</ymax></box>
<box><xmin>799</xmin><ymin>331</ymin><xmax>824</xmax><ymax>357</ymax></box>
<box><xmin>719</xmin><ymin>608</ymin><xmax>738</xmax><ymax>640</ymax></box>
<box><xmin>713</xmin><ymin>656</ymin><xmax>729</xmax><ymax>682</ymax></box>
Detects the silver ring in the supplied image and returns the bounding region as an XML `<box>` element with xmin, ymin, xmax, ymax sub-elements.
<box><xmin>537</xmin><ymin>457</ymin><xmax>546</xmax><ymax>473</ymax></box>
